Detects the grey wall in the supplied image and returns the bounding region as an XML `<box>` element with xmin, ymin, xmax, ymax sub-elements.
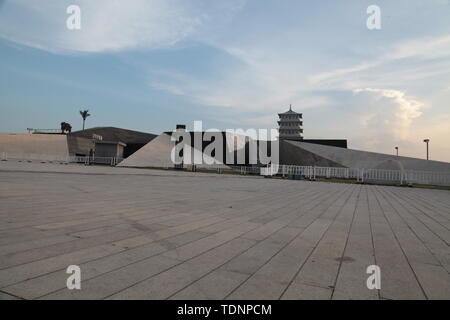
<box><xmin>67</xmin><ymin>136</ymin><xmax>94</xmax><ymax>156</ymax></box>
<box><xmin>0</xmin><ymin>133</ymin><xmax>69</xmax><ymax>158</ymax></box>
<box><xmin>95</xmin><ymin>144</ymin><xmax>119</xmax><ymax>158</ymax></box>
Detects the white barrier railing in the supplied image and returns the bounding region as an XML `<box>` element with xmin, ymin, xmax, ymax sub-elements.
<box><xmin>184</xmin><ymin>164</ymin><xmax>262</xmax><ymax>175</ymax></box>
<box><xmin>260</xmin><ymin>164</ymin><xmax>450</xmax><ymax>187</ymax></box>
<box><xmin>2</xmin><ymin>152</ymin><xmax>449</xmax><ymax>186</ymax></box>
<box><xmin>0</xmin><ymin>153</ymin><xmax>123</xmax><ymax>166</ymax></box>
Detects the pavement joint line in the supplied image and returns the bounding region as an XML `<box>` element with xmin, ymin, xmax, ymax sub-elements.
<box><xmin>97</xmin><ymin>186</ymin><xmax>340</xmax><ymax>297</ymax></box>
<box><xmin>329</xmin><ymin>185</ymin><xmax>362</xmax><ymax>299</ymax></box>
<box><xmin>2</xmin><ymin>164</ymin><xmax>449</xmax><ymax>300</ymax></box>
<box><xmin>223</xmin><ymin>184</ymin><xmax>355</xmax><ymax>300</ymax></box>
<box><xmin>372</xmin><ymin>186</ymin><xmax>429</xmax><ymax>300</ymax></box>
<box><xmin>124</xmin><ymin>184</ymin><xmax>354</xmax><ymax>300</ymax></box>
<box><xmin>166</xmin><ymin>184</ymin><xmax>354</xmax><ymax>299</ymax></box>
<box><xmin>376</xmin><ymin>186</ymin><xmax>450</xmax><ymax>275</ymax></box>
<box><xmin>0</xmin><ymin>168</ymin><xmax>266</xmax><ymax>180</ymax></box>
<box><xmin>0</xmin><ymin>289</ymin><xmax>25</xmax><ymax>300</ymax></box>
<box><xmin>98</xmin><ymin>223</ymin><xmax>268</xmax><ymax>300</ymax></box>
<box><xmin>381</xmin><ymin>186</ymin><xmax>450</xmax><ymax>246</ymax></box>
<box><xmin>18</xmin><ymin>188</ymin><xmax>321</xmax><ymax>296</ymax></box>
<box><xmin>388</xmin><ymin>187</ymin><xmax>450</xmax><ymax>229</ymax></box>
<box><xmin>277</xmin><ymin>185</ymin><xmax>359</xmax><ymax>300</ymax></box>
<box><xmin>0</xmin><ymin>189</ymin><xmax>299</xmax><ymax>271</ymax></box>
<box><xmin>380</xmin><ymin>189</ymin><xmax>450</xmax><ymax>273</ymax></box>
<box><xmin>397</xmin><ymin>187</ymin><xmax>450</xmax><ymax>212</ymax></box>
<box><xmin>366</xmin><ymin>186</ymin><xmax>382</xmax><ymax>300</ymax></box>
<box><xmin>0</xmin><ymin>175</ymin><xmax>306</xmax><ymax>220</ymax></box>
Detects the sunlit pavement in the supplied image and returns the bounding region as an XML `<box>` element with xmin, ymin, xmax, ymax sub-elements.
<box><xmin>0</xmin><ymin>161</ymin><xmax>449</xmax><ymax>300</ymax></box>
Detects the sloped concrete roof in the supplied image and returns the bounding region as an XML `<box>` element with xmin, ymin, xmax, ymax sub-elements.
<box><xmin>118</xmin><ymin>133</ymin><xmax>230</xmax><ymax>168</ymax></box>
<box><xmin>118</xmin><ymin>132</ymin><xmax>255</xmax><ymax>168</ymax></box>
<box><xmin>286</xmin><ymin>140</ymin><xmax>450</xmax><ymax>172</ymax></box>
<box><xmin>118</xmin><ymin>133</ymin><xmax>174</xmax><ymax>168</ymax></box>
<box><xmin>70</xmin><ymin>127</ymin><xmax>156</xmax><ymax>144</ymax></box>
<box><xmin>279</xmin><ymin>140</ymin><xmax>344</xmax><ymax>167</ymax></box>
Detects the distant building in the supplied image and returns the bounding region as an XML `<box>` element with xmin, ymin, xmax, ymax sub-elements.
<box><xmin>94</xmin><ymin>140</ymin><xmax>126</xmax><ymax>159</ymax></box>
<box><xmin>277</xmin><ymin>105</ymin><xmax>347</xmax><ymax>148</ymax></box>
<box><xmin>69</xmin><ymin>127</ymin><xmax>156</xmax><ymax>158</ymax></box>
<box><xmin>278</xmin><ymin>105</ymin><xmax>303</xmax><ymax>141</ymax></box>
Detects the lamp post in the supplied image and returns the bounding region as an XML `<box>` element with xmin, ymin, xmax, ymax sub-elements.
<box><xmin>395</xmin><ymin>146</ymin><xmax>398</xmax><ymax>156</ymax></box>
<box><xmin>423</xmin><ymin>139</ymin><xmax>430</xmax><ymax>160</ymax></box>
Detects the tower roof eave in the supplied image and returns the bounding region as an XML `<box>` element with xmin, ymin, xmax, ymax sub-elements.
<box><xmin>278</xmin><ymin>111</ymin><xmax>302</xmax><ymax>116</ymax></box>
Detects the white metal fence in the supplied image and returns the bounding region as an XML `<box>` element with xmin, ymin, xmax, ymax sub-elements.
<box><xmin>2</xmin><ymin>152</ymin><xmax>449</xmax><ymax>186</ymax></box>
<box><xmin>182</xmin><ymin>164</ymin><xmax>261</xmax><ymax>175</ymax></box>
<box><xmin>260</xmin><ymin>164</ymin><xmax>450</xmax><ymax>187</ymax></box>
<box><xmin>0</xmin><ymin>152</ymin><xmax>122</xmax><ymax>166</ymax></box>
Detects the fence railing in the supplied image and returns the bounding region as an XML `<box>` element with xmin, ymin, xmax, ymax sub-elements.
<box><xmin>26</xmin><ymin>128</ymin><xmax>62</xmax><ymax>134</ymax></box>
<box><xmin>71</xmin><ymin>156</ymin><xmax>123</xmax><ymax>166</ymax></box>
<box><xmin>2</xmin><ymin>152</ymin><xmax>449</xmax><ymax>186</ymax></box>
<box><xmin>0</xmin><ymin>153</ymin><xmax>122</xmax><ymax>166</ymax></box>
<box><xmin>260</xmin><ymin>164</ymin><xmax>450</xmax><ymax>187</ymax></box>
<box><xmin>182</xmin><ymin>164</ymin><xmax>262</xmax><ymax>175</ymax></box>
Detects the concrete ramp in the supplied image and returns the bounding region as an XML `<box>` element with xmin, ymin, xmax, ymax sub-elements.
<box><xmin>118</xmin><ymin>133</ymin><xmax>173</xmax><ymax>168</ymax></box>
<box><xmin>280</xmin><ymin>140</ymin><xmax>344</xmax><ymax>167</ymax></box>
<box><xmin>119</xmin><ymin>133</ymin><xmax>231</xmax><ymax>168</ymax></box>
<box><xmin>0</xmin><ymin>134</ymin><xmax>69</xmax><ymax>159</ymax></box>
<box><xmin>285</xmin><ymin>140</ymin><xmax>450</xmax><ymax>172</ymax></box>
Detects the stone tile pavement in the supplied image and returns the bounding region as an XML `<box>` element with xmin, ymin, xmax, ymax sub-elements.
<box><xmin>0</xmin><ymin>161</ymin><xmax>449</xmax><ymax>300</ymax></box>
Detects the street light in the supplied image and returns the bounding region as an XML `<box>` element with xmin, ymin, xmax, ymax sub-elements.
<box><xmin>395</xmin><ymin>146</ymin><xmax>398</xmax><ymax>156</ymax></box>
<box><xmin>423</xmin><ymin>139</ymin><xmax>430</xmax><ymax>160</ymax></box>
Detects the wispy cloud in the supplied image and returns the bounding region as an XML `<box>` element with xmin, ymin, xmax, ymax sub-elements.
<box><xmin>144</xmin><ymin>32</ymin><xmax>450</xmax><ymax>117</ymax></box>
<box><xmin>1</xmin><ymin>0</ymin><xmax>450</xmax><ymax>160</ymax></box>
<box><xmin>0</xmin><ymin>0</ymin><xmax>245</xmax><ymax>53</ymax></box>
<box><xmin>309</xmin><ymin>34</ymin><xmax>450</xmax><ymax>90</ymax></box>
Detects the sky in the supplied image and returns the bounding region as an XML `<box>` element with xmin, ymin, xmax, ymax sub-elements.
<box><xmin>0</xmin><ymin>0</ymin><xmax>449</xmax><ymax>162</ymax></box>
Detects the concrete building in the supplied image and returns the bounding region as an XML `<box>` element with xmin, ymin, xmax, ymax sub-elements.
<box><xmin>118</xmin><ymin>130</ymin><xmax>247</xmax><ymax>169</ymax></box>
<box><xmin>278</xmin><ymin>105</ymin><xmax>303</xmax><ymax>141</ymax></box>
<box><xmin>0</xmin><ymin>133</ymin><xmax>98</xmax><ymax>159</ymax></box>
<box><xmin>69</xmin><ymin>127</ymin><xmax>156</xmax><ymax>158</ymax></box>
<box><xmin>119</xmin><ymin>122</ymin><xmax>450</xmax><ymax>174</ymax></box>
<box><xmin>278</xmin><ymin>105</ymin><xmax>347</xmax><ymax>148</ymax></box>
<box><xmin>0</xmin><ymin>126</ymin><xmax>155</xmax><ymax>162</ymax></box>
<box><xmin>94</xmin><ymin>140</ymin><xmax>126</xmax><ymax>159</ymax></box>
<box><xmin>2</xmin><ymin>115</ymin><xmax>448</xmax><ymax>174</ymax></box>
<box><xmin>67</xmin><ymin>135</ymin><xmax>95</xmax><ymax>157</ymax></box>
<box><xmin>0</xmin><ymin>133</ymin><xmax>70</xmax><ymax>159</ymax></box>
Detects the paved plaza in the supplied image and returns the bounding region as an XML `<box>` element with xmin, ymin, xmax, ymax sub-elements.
<box><xmin>0</xmin><ymin>161</ymin><xmax>449</xmax><ymax>300</ymax></box>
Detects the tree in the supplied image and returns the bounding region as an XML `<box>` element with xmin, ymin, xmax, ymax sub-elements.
<box><xmin>79</xmin><ymin>110</ymin><xmax>91</xmax><ymax>130</ymax></box>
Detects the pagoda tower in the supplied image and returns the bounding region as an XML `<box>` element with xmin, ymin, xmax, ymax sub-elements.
<box><xmin>278</xmin><ymin>104</ymin><xmax>303</xmax><ymax>140</ymax></box>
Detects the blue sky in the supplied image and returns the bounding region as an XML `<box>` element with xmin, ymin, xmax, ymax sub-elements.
<box><xmin>1</xmin><ymin>0</ymin><xmax>450</xmax><ymax>161</ymax></box>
